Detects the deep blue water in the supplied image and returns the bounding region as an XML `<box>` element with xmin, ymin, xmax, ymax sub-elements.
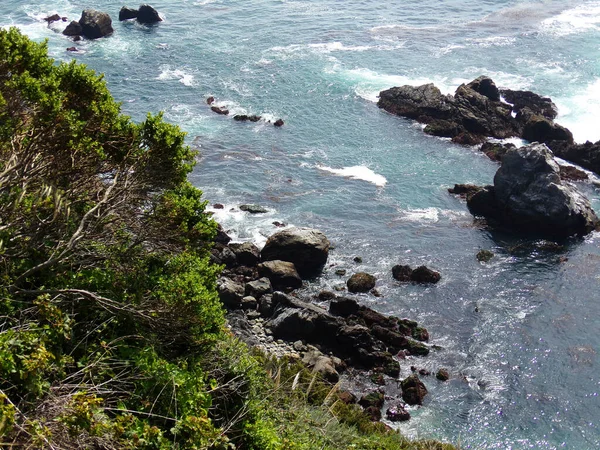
<box><xmin>3</xmin><ymin>1</ymin><xmax>600</xmax><ymax>448</ymax></box>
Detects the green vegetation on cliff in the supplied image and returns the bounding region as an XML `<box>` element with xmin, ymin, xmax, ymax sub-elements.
<box><xmin>0</xmin><ymin>28</ymin><xmax>455</xmax><ymax>450</ymax></box>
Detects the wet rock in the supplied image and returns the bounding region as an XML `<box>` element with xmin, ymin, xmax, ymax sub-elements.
<box><xmin>274</xmin><ymin>118</ymin><xmax>285</xmax><ymax>127</ymax></box>
<box><xmin>412</xmin><ymin>326</ymin><xmax>429</xmax><ymax>342</ymax></box>
<box><xmin>476</xmin><ymin>249</ymin><xmax>494</xmax><ymax>262</ymax></box>
<box><xmin>386</xmin><ymin>404</ymin><xmax>411</xmax><ymax>422</ymax></box>
<box><xmin>353</xmin><ymin>256</ymin><xmax>363</xmax><ymax>263</ymax></box>
<box><xmin>468</xmin><ymin>143</ymin><xmax>600</xmax><ymax>237</ymax></box>
<box><xmin>448</xmin><ymin>183</ymin><xmax>483</xmax><ymax>198</ymax></box>
<box><xmin>229</xmin><ymin>242</ymin><xmax>261</xmax><ymax>266</ymax></box>
<box><xmin>391</xmin><ymin>264</ymin><xmax>412</xmax><ymax>281</ymax></box>
<box><xmin>370</xmin><ymin>372</ymin><xmax>386</xmax><ymax>385</ymax></box>
<box><xmin>245</xmin><ymin>277</ymin><xmax>272</xmax><ymax>299</ymax></box>
<box><xmin>258</xmin><ymin>260</ymin><xmax>302</xmax><ymax>291</ymax></box>
<box><xmin>211</xmin><ymin>106</ymin><xmax>229</xmax><ymax>115</ymax></box>
<box><xmin>63</xmin><ymin>20</ymin><xmax>83</xmax><ymax>36</ymax></box>
<box><xmin>137</xmin><ymin>4</ymin><xmax>162</xmax><ymax>23</ymax></box>
<box><xmin>411</xmin><ymin>266</ymin><xmax>441</xmax><ymax>284</ymax></box>
<box><xmin>559</xmin><ymin>165</ymin><xmax>588</xmax><ymax>181</ymax></box>
<box><xmin>317</xmin><ymin>290</ymin><xmax>336</xmax><ymax>301</ymax></box>
<box><xmin>206</xmin><ymin>96</ymin><xmax>215</xmax><ymax>105</ymax></box>
<box><xmin>467</xmin><ymin>75</ymin><xmax>500</xmax><ymax>101</ymax></box>
<box><xmin>215</xmin><ymin>223</ymin><xmax>232</xmax><ymax>244</ymax></box>
<box><xmin>78</xmin><ymin>9</ymin><xmax>113</xmax><ymax>39</ymax></box>
<box><xmin>261</xmin><ymin>227</ymin><xmax>330</xmax><ymax>277</ymax></box>
<box><xmin>272</xmin><ymin>221</ymin><xmax>286</xmax><ymax>227</ymax></box>
<box><xmin>44</xmin><ymin>14</ymin><xmax>62</xmax><ymax>23</ymax></box>
<box><xmin>500</xmin><ymin>88</ymin><xmax>558</xmax><ymax>120</ymax></box>
<box><xmin>213</xmin><ymin>203</ymin><xmax>224</xmax><ymax>209</ymax></box>
<box><xmin>347</xmin><ymin>272</ymin><xmax>376</xmax><ymax>293</ymax></box>
<box><xmin>119</xmin><ymin>7</ymin><xmax>138</xmax><ymax>21</ymax></box>
<box><xmin>480</xmin><ymin>142</ymin><xmax>516</xmax><ymax>162</ymax></box>
<box><xmin>66</xmin><ymin>47</ymin><xmax>78</xmax><ymax>52</ymax></box>
<box><xmin>520</xmin><ymin>110</ymin><xmax>573</xmax><ymax>145</ymax></box>
<box><xmin>335</xmin><ymin>268</ymin><xmax>347</xmax><ymax>276</ymax></box>
<box><xmin>217</xmin><ymin>277</ymin><xmax>245</xmax><ymax>309</ymax></box>
<box><xmin>329</xmin><ymin>297</ymin><xmax>361</xmax><ymax>317</ymax></box>
<box><xmin>401</xmin><ymin>374</ymin><xmax>428</xmax><ymax>405</ymax></box>
<box><xmin>436</xmin><ymin>368</ymin><xmax>450</xmax><ymax>381</ymax></box>
<box><xmin>549</xmin><ymin>139</ymin><xmax>600</xmax><ymax>176</ymax></box>
<box><xmin>239</xmin><ymin>204</ymin><xmax>268</xmax><ymax>214</ymax></box>
<box><xmin>418</xmin><ymin>369</ymin><xmax>431</xmax><ymax>376</ymax></box>
<box><xmin>234</xmin><ymin>114</ymin><xmax>262</xmax><ymax>122</ymax></box>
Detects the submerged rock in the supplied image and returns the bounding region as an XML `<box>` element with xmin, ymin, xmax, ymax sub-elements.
<box><xmin>239</xmin><ymin>204</ymin><xmax>268</xmax><ymax>214</ymax></box>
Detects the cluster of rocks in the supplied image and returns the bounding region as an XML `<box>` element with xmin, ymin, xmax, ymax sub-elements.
<box><xmin>206</xmin><ymin>97</ymin><xmax>285</xmax><ymax>126</ymax></box>
<box><xmin>378</xmin><ymin>76</ymin><xmax>572</xmax><ymax>147</ymax></box>
<box><xmin>55</xmin><ymin>5</ymin><xmax>161</xmax><ymax>41</ymax></box>
<box><xmin>214</xmin><ymin>225</ymin><xmax>446</xmax><ymax>422</ymax></box>
<box><xmin>377</xmin><ymin>75</ymin><xmax>600</xmax><ymax>238</ymax></box>
<box><xmin>449</xmin><ymin>143</ymin><xmax>599</xmax><ymax>238</ymax></box>
<box><xmin>378</xmin><ymin>75</ymin><xmax>600</xmax><ymax>179</ymax></box>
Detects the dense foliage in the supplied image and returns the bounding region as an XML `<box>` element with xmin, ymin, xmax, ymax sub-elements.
<box><xmin>0</xmin><ymin>29</ymin><xmax>455</xmax><ymax>449</ymax></box>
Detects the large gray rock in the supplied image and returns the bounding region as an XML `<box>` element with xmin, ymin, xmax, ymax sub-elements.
<box><xmin>137</xmin><ymin>4</ymin><xmax>162</xmax><ymax>24</ymax></box>
<box><xmin>79</xmin><ymin>10</ymin><xmax>113</xmax><ymax>39</ymax></box>
<box><xmin>257</xmin><ymin>260</ymin><xmax>302</xmax><ymax>291</ymax></box>
<box><xmin>217</xmin><ymin>277</ymin><xmax>244</xmax><ymax>309</ymax></box>
<box><xmin>261</xmin><ymin>227</ymin><xmax>330</xmax><ymax>277</ymax></box>
<box><xmin>468</xmin><ymin>143</ymin><xmax>599</xmax><ymax>237</ymax></box>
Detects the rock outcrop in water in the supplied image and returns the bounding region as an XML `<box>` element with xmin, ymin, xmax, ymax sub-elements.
<box><xmin>119</xmin><ymin>5</ymin><xmax>162</xmax><ymax>23</ymax></box>
<box><xmin>452</xmin><ymin>143</ymin><xmax>599</xmax><ymax>238</ymax></box>
<box><xmin>378</xmin><ymin>76</ymin><xmax>574</xmax><ymax>148</ymax></box>
<box><xmin>63</xmin><ymin>10</ymin><xmax>113</xmax><ymax>39</ymax></box>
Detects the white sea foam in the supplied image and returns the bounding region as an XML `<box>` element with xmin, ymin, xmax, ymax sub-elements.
<box><xmin>541</xmin><ymin>2</ymin><xmax>600</xmax><ymax>36</ymax></box>
<box><xmin>316</xmin><ymin>165</ymin><xmax>387</xmax><ymax>187</ymax></box>
<box><xmin>157</xmin><ymin>65</ymin><xmax>195</xmax><ymax>86</ymax></box>
<box><xmin>555</xmin><ymin>78</ymin><xmax>600</xmax><ymax>143</ymax></box>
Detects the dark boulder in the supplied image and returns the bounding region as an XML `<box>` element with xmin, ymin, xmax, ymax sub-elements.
<box><xmin>44</xmin><ymin>14</ymin><xmax>62</xmax><ymax>23</ymax></box>
<box><xmin>401</xmin><ymin>374</ymin><xmax>428</xmax><ymax>405</ymax></box>
<box><xmin>447</xmin><ymin>183</ymin><xmax>483</xmax><ymax>198</ymax></box>
<box><xmin>378</xmin><ymin>83</ymin><xmax>454</xmax><ymax>121</ymax></box>
<box><xmin>217</xmin><ymin>277</ymin><xmax>244</xmax><ymax>309</ymax></box>
<box><xmin>410</xmin><ymin>266</ymin><xmax>441</xmax><ymax>284</ymax></box>
<box><xmin>239</xmin><ymin>204</ymin><xmax>268</xmax><ymax>214</ymax></box>
<box><xmin>476</xmin><ymin>249</ymin><xmax>494</xmax><ymax>262</ymax></box>
<box><xmin>79</xmin><ymin>10</ymin><xmax>113</xmax><ymax>39</ymax></box>
<box><xmin>234</xmin><ymin>115</ymin><xmax>262</xmax><ymax>122</ymax></box>
<box><xmin>520</xmin><ymin>110</ymin><xmax>573</xmax><ymax>145</ymax></box>
<box><xmin>391</xmin><ymin>264</ymin><xmax>412</xmax><ymax>281</ymax></box>
<box><xmin>347</xmin><ymin>272</ymin><xmax>376</xmax><ymax>293</ymax></box>
<box><xmin>386</xmin><ymin>404</ymin><xmax>411</xmax><ymax>422</ymax></box>
<box><xmin>466</xmin><ymin>75</ymin><xmax>500</xmax><ymax>101</ymax></box>
<box><xmin>480</xmin><ymin>142</ymin><xmax>516</xmax><ymax>162</ymax></box>
<box><xmin>119</xmin><ymin>7</ymin><xmax>138</xmax><ymax>21</ymax></box>
<box><xmin>63</xmin><ymin>20</ymin><xmax>82</xmax><ymax>36</ymax></box>
<box><xmin>274</xmin><ymin>119</ymin><xmax>285</xmax><ymax>127</ymax></box>
<box><xmin>329</xmin><ymin>297</ymin><xmax>361</xmax><ymax>317</ymax></box>
<box><xmin>137</xmin><ymin>4</ymin><xmax>162</xmax><ymax>24</ymax></box>
<box><xmin>257</xmin><ymin>260</ymin><xmax>302</xmax><ymax>291</ymax></box>
<box><xmin>261</xmin><ymin>227</ymin><xmax>330</xmax><ymax>277</ymax></box>
<box><xmin>500</xmin><ymin>88</ymin><xmax>558</xmax><ymax>120</ymax></box>
<box><xmin>548</xmin><ymin>139</ymin><xmax>600</xmax><ymax>176</ymax></box>
<box><xmin>211</xmin><ymin>106</ymin><xmax>229</xmax><ymax>115</ymax></box>
<box><xmin>215</xmin><ymin>223</ymin><xmax>231</xmax><ymax>245</ymax></box>
<box><xmin>466</xmin><ymin>144</ymin><xmax>599</xmax><ymax>237</ymax></box>
<box><xmin>436</xmin><ymin>368</ymin><xmax>450</xmax><ymax>381</ymax></box>
<box><xmin>229</xmin><ymin>242</ymin><xmax>260</xmax><ymax>266</ymax></box>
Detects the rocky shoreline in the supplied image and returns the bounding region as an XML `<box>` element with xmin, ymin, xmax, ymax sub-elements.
<box><xmin>213</xmin><ymin>225</ymin><xmax>449</xmax><ymax>423</ymax></box>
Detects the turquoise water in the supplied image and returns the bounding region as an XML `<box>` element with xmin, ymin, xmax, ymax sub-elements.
<box><xmin>3</xmin><ymin>1</ymin><xmax>600</xmax><ymax>448</ymax></box>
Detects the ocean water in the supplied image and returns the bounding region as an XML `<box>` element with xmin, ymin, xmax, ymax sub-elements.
<box><xmin>3</xmin><ymin>1</ymin><xmax>600</xmax><ymax>448</ymax></box>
